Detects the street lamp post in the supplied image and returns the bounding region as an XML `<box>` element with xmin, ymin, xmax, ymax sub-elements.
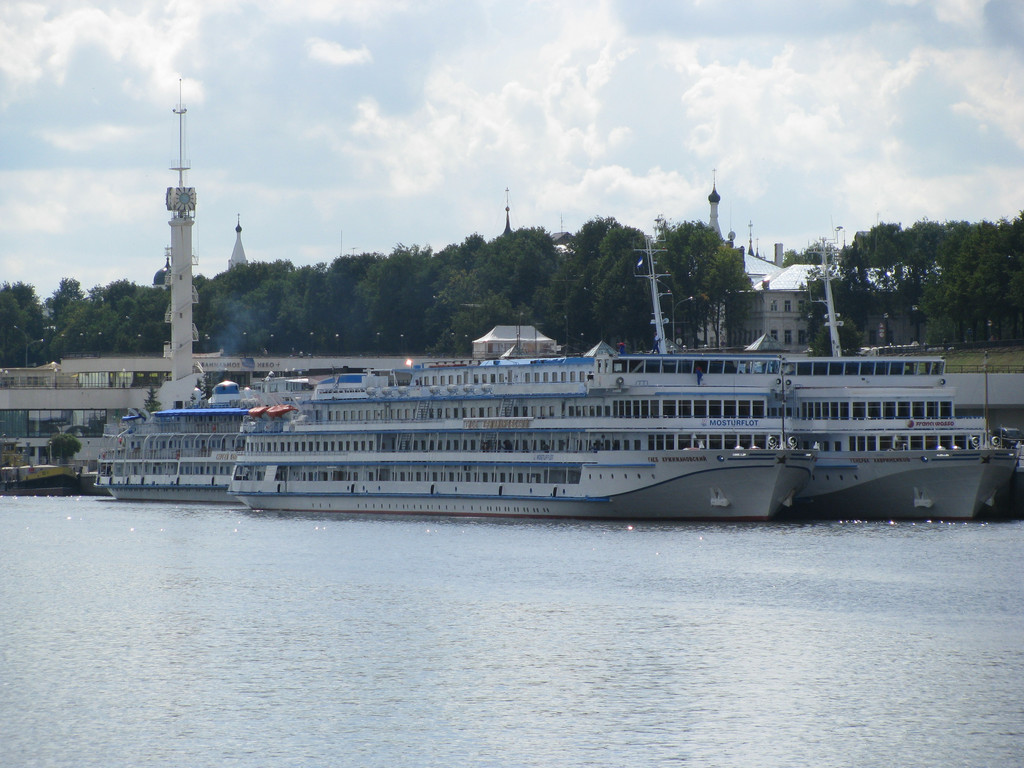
<box><xmin>671</xmin><ymin>297</ymin><xmax>694</xmax><ymax>349</ymax></box>
<box><xmin>12</xmin><ymin>326</ymin><xmax>44</xmax><ymax>367</ymax></box>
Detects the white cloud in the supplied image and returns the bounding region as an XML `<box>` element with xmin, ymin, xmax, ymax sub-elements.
<box><xmin>306</xmin><ymin>38</ymin><xmax>372</xmax><ymax>67</ymax></box>
<box><xmin>39</xmin><ymin>123</ymin><xmax>140</xmax><ymax>151</ymax></box>
<box><xmin>938</xmin><ymin>48</ymin><xmax>1024</xmax><ymax>150</ymax></box>
<box><xmin>0</xmin><ymin>168</ymin><xmax>157</xmax><ymax>234</ymax></box>
<box><xmin>0</xmin><ymin>1</ymin><xmax>206</xmax><ymax>107</ymax></box>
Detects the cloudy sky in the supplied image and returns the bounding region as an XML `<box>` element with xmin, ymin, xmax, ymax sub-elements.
<box><xmin>2</xmin><ymin>0</ymin><xmax>1023</xmax><ymax>298</ymax></box>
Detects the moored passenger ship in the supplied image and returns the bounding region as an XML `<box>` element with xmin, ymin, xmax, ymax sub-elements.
<box><xmin>98</xmin><ymin>378</ymin><xmax>311</xmax><ymax>503</ymax></box>
<box><xmin>229</xmin><ymin>354</ymin><xmax>817</xmax><ymax>521</ymax></box>
<box><xmin>779</xmin><ymin>356</ymin><xmax>1018</xmax><ymax>519</ymax></box>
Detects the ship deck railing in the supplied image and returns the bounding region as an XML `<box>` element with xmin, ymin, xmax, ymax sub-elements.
<box><xmin>109</xmin><ymin>448</ymin><xmax>238</xmax><ymax>461</ymax></box>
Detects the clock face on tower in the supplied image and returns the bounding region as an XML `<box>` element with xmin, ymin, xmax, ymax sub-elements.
<box><xmin>166</xmin><ymin>187</ymin><xmax>196</xmax><ymax>212</ymax></box>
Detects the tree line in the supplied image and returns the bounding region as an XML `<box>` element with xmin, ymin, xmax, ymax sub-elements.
<box><xmin>1</xmin><ymin>212</ymin><xmax>1023</xmax><ymax>368</ymax></box>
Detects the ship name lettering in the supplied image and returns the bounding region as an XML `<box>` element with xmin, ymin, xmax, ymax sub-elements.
<box><xmin>463</xmin><ymin>418</ymin><xmax>532</xmax><ymax>429</ymax></box>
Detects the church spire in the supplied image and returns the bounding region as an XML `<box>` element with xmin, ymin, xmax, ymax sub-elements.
<box><xmin>502</xmin><ymin>187</ymin><xmax>512</xmax><ymax>236</ymax></box>
<box><xmin>707</xmin><ymin>170</ymin><xmax>722</xmax><ymax>238</ymax></box>
<box><xmin>229</xmin><ymin>214</ymin><xmax>248</xmax><ymax>269</ymax></box>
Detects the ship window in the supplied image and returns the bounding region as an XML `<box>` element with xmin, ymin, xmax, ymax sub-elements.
<box><xmin>912</xmin><ymin>402</ymin><xmax>925</xmax><ymax>418</ymax></box>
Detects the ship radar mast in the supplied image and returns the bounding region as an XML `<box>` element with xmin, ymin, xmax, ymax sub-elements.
<box><xmin>636</xmin><ymin>217</ymin><xmax>680</xmax><ymax>354</ymax></box>
<box><xmin>812</xmin><ymin>231</ymin><xmax>844</xmax><ymax>358</ymax></box>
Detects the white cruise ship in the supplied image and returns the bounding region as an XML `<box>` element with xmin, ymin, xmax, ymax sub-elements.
<box><xmin>780</xmin><ymin>356</ymin><xmax>1017</xmax><ymax>519</ymax></box>
<box><xmin>97</xmin><ymin>378</ymin><xmax>310</xmax><ymax>503</ymax></box>
<box><xmin>228</xmin><ymin>355</ymin><xmax>817</xmax><ymax>520</ymax></box>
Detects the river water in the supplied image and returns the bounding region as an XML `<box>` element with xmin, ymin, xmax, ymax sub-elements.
<box><xmin>2</xmin><ymin>496</ymin><xmax>1022</xmax><ymax>767</ymax></box>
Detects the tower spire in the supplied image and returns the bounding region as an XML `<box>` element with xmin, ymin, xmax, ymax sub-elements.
<box><xmin>707</xmin><ymin>170</ymin><xmax>722</xmax><ymax>238</ymax></box>
<box><xmin>502</xmin><ymin>187</ymin><xmax>512</xmax><ymax>236</ymax></box>
<box><xmin>171</xmin><ymin>79</ymin><xmax>190</xmax><ymax>188</ymax></box>
<box><xmin>229</xmin><ymin>214</ymin><xmax>248</xmax><ymax>269</ymax></box>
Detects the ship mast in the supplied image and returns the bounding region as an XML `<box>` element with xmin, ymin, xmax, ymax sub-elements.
<box><xmin>636</xmin><ymin>218</ymin><xmax>679</xmax><ymax>353</ymax></box>
<box><xmin>816</xmin><ymin>235</ymin><xmax>843</xmax><ymax>358</ymax></box>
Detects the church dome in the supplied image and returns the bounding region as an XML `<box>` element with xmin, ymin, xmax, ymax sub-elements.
<box><xmin>708</xmin><ymin>185</ymin><xmax>721</xmax><ymax>204</ymax></box>
<box><xmin>153</xmin><ymin>256</ymin><xmax>171</xmax><ymax>287</ymax></box>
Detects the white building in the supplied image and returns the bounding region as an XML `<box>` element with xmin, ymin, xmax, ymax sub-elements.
<box><xmin>472</xmin><ymin>326</ymin><xmax>557</xmax><ymax>358</ymax></box>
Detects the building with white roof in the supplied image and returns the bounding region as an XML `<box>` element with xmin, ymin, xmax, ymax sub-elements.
<box><xmin>741</xmin><ymin>263</ymin><xmax>818</xmax><ymax>351</ymax></box>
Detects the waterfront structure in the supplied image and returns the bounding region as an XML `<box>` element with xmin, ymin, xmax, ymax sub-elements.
<box><xmin>164</xmin><ymin>95</ymin><xmax>198</xmax><ymax>392</ymax></box>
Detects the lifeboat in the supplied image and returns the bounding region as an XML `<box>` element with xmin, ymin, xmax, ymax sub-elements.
<box><xmin>248</xmin><ymin>406</ymin><xmax>269</xmax><ymax>417</ymax></box>
<box><xmin>266</xmin><ymin>404</ymin><xmax>297</xmax><ymax>419</ymax></box>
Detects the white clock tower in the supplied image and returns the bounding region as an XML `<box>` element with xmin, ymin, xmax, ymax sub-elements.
<box><xmin>163</xmin><ymin>91</ymin><xmax>199</xmax><ymax>389</ymax></box>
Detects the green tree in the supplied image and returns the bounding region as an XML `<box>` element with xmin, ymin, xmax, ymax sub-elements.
<box><xmin>589</xmin><ymin>224</ymin><xmax>650</xmax><ymax>348</ymax></box>
<box><xmin>48</xmin><ymin>432</ymin><xmax>82</xmax><ymax>465</ymax></box>
<box><xmin>705</xmin><ymin>246</ymin><xmax>751</xmax><ymax>347</ymax></box>
<box><xmin>144</xmin><ymin>387</ymin><xmax>161</xmax><ymax>412</ymax></box>
<box><xmin>661</xmin><ymin>220</ymin><xmax>724</xmax><ymax>347</ymax></box>
<box><xmin>549</xmin><ymin>217</ymin><xmax>619</xmax><ymax>352</ymax></box>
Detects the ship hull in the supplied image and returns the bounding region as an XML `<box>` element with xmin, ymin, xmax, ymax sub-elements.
<box><xmin>101</xmin><ymin>479</ymin><xmax>239</xmax><ymax>504</ymax></box>
<box><xmin>786</xmin><ymin>449</ymin><xmax>1017</xmax><ymax>520</ymax></box>
<box><xmin>232</xmin><ymin>449</ymin><xmax>815</xmax><ymax>522</ymax></box>
<box><xmin>1</xmin><ymin>466</ymin><xmax>82</xmax><ymax>497</ymax></box>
